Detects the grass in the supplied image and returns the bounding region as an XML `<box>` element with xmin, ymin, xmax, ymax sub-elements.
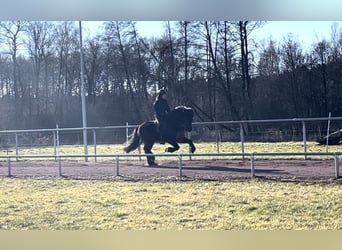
<box><xmin>0</xmin><ymin>178</ymin><xmax>341</xmax><ymax>230</ymax></box>
<box><xmin>0</xmin><ymin>141</ymin><xmax>340</xmax><ymax>162</ymax></box>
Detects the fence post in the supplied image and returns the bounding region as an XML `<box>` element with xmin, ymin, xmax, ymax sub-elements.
<box><xmin>334</xmin><ymin>153</ymin><xmax>340</xmax><ymax>179</ymax></box>
<box><xmin>115</xmin><ymin>156</ymin><xmax>120</xmax><ymax>176</ymax></box>
<box><xmin>83</xmin><ymin>127</ymin><xmax>88</xmax><ymax>162</ymax></box>
<box><xmin>126</xmin><ymin>122</ymin><xmax>129</xmax><ymax>144</ymax></box>
<box><xmin>178</xmin><ymin>155</ymin><xmax>183</xmax><ymax>177</ymax></box>
<box><xmin>15</xmin><ymin>133</ymin><xmax>18</xmax><ymax>161</ymax></box>
<box><xmin>302</xmin><ymin>121</ymin><xmax>307</xmax><ymax>160</ymax></box>
<box><xmin>250</xmin><ymin>153</ymin><xmax>255</xmax><ymax>177</ymax></box>
<box><xmin>7</xmin><ymin>157</ymin><xmax>11</xmax><ymax>177</ymax></box>
<box><xmin>187</xmin><ymin>131</ymin><xmax>192</xmax><ymax>161</ymax></box>
<box><xmin>215</xmin><ymin>123</ymin><xmax>220</xmax><ymax>154</ymax></box>
<box><xmin>240</xmin><ymin>123</ymin><xmax>245</xmax><ymax>160</ymax></box>
<box><xmin>56</xmin><ymin>124</ymin><xmax>60</xmax><ymax>157</ymax></box>
<box><xmin>58</xmin><ymin>156</ymin><xmax>62</xmax><ymax>177</ymax></box>
<box><xmin>93</xmin><ymin>129</ymin><xmax>97</xmax><ymax>162</ymax></box>
<box><xmin>53</xmin><ymin>131</ymin><xmax>57</xmax><ymax>161</ymax></box>
<box><xmin>326</xmin><ymin>112</ymin><xmax>331</xmax><ymax>152</ymax></box>
<box><xmin>138</xmin><ymin>145</ymin><xmax>142</xmax><ymax>161</ymax></box>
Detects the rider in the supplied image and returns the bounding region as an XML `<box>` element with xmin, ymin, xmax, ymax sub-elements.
<box><xmin>153</xmin><ymin>88</ymin><xmax>171</xmax><ymax>144</ymax></box>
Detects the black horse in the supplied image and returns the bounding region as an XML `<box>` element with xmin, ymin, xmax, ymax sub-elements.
<box><xmin>124</xmin><ymin>106</ymin><xmax>196</xmax><ymax>166</ymax></box>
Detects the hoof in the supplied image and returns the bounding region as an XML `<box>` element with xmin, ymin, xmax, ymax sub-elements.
<box><xmin>165</xmin><ymin>147</ymin><xmax>177</xmax><ymax>153</ymax></box>
<box><xmin>146</xmin><ymin>161</ymin><xmax>158</xmax><ymax>167</ymax></box>
<box><xmin>148</xmin><ymin>163</ymin><xmax>158</xmax><ymax>167</ymax></box>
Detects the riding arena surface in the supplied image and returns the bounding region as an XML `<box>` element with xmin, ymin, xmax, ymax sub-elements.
<box><xmin>0</xmin><ymin>157</ymin><xmax>340</xmax><ymax>182</ymax></box>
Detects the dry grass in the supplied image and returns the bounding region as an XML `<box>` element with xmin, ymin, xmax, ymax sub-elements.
<box><xmin>1</xmin><ymin>141</ymin><xmax>339</xmax><ymax>161</ymax></box>
<box><xmin>0</xmin><ymin>178</ymin><xmax>341</xmax><ymax>230</ymax></box>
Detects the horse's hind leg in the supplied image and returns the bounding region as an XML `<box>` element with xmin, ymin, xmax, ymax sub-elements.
<box><xmin>177</xmin><ymin>137</ymin><xmax>196</xmax><ymax>153</ymax></box>
<box><xmin>143</xmin><ymin>142</ymin><xmax>156</xmax><ymax>166</ymax></box>
<box><xmin>165</xmin><ymin>140</ymin><xmax>180</xmax><ymax>153</ymax></box>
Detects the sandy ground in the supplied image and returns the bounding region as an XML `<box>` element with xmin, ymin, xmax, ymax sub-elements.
<box><xmin>0</xmin><ymin>157</ymin><xmax>340</xmax><ymax>181</ymax></box>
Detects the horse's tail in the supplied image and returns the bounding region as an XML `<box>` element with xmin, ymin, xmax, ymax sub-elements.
<box><xmin>123</xmin><ymin>127</ymin><xmax>140</xmax><ymax>153</ymax></box>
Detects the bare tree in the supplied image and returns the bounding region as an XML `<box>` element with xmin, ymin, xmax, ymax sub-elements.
<box><xmin>281</xmin><ymin>35</ymin><xmax>305</xmax><ymax>117</ymax></box>
<box><xmin>53</xmin><ymin>21</ymin><xmax>79</xmax><ymax>96</ymax></box>
<box><xmin>199</xmin><ymin>21</ymin><xmax>240</xmax><ymax>121</ymax></box>
<box><xmin>130</xmin><ymin>22</ymin><xmax>151</xmax><ymax>118</ymax></box>
<box><xmin>52</xmin><ymin>21</ymin><xmax>79</xmax><ymax>121</ymax></box>
<box><xmin>218</xmin><ymin>21</ymin><xmax>240</xmax><ymax>120</ymax></box>
<box><xmin>313</xmin><ymin>40</ymin><xmax>330</xmax><ymax>115</ymax></box>
<box><xmin>177</xmin><ymin>21</ymin><xmax>191</xmax><ymax>99</ymax></box>
<box><xmin>237</xmin><ymin>21</ymin><xmax>254</xmax><ymax>119</ymax></box>
<box><xmin>105</xmin><ymin>21</ymin><xmax>143</xmax><ymax>122</ymax></box>
<box><xmin>257</xmin><ymin>38</ymin><xmax>281</xmax><ymax>78</ymax></box>
<box><xmin>85</xmin><ymin>35</ymin><xmax>101</xmax><ymax>104</ymax></box>
<box><xmin>0</xmin><ymin>21</ymin><xmax>26</xmax><ymax>127</ymax></box>
<box><xmin>25</xmin><ymin>21</ymin><xmax>54</xmax><ymax>115</ymax></box>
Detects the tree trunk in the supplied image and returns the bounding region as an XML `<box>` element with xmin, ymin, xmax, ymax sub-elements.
<box><xmin>115</xmin><ymin>22</ymin><xmax>142</xmax><ymax>122</ymax></box>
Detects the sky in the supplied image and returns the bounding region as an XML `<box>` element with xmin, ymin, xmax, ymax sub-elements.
<box><xmin>252</xmin><ymin>21</ymin><xmax>340</xmax><ymax>48</ymax></box>
<box><xmin>82</xmin><ymin>21</ymin><xmax>342</xmax><ymax>50</ymax></box>
<box><xmin>82</xmin><ymin>21</ymin><xmax>165</xmax><ymax>38</ymax></box>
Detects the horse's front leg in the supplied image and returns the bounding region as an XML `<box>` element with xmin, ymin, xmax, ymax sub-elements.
<box><xmin>143</xmin><ymin>142</ymin><xmax>156</xmax><ymax>166</ymax></box>
<box><xmin>177</xmin><ymin>137</ymin><xmax>196</xmax><ymax>153</ymax></box>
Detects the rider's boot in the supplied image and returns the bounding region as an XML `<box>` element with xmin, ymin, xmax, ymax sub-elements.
<box><xmin>159</xmin><ymin>124</ymin><xmax>166</xmax><ymax>144</ymax></box>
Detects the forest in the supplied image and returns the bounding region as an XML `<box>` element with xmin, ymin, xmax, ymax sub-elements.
<box><xmin>0</xmin><ymin>21</ymin><xmax>341</xmax><ymax>130</ymax></box>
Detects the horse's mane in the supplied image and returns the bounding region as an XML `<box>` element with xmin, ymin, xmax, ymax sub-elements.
<box><xmin>171</xmin><ymin>105</ymin><xmax>194</xmax><ymax>118</ymax></box>
<box><xmin>173</xmin><ymin>105</ymin><xmax>193</xmax><ymax>113</ymax></box>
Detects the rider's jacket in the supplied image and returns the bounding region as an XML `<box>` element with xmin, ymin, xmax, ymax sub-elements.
<box><xmin>154</xmin><ymin>96</ymin><xmax>171</xmax><ymax>122</ymax></box>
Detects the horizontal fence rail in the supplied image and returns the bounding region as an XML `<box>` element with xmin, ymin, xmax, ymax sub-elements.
<box><xmin>0</xmin><ymin>116</ymin><xmax>341</xmax><ymax>179</ymax></box>
<box><xmin>0</xmin><ymin>152</ymin><xmax>340</xmax><ymax>179</ymax></box>
<box><xmin>0</xmin><ymin>116</ymin><xmax>341</xmax><ymax>156</ymax></box>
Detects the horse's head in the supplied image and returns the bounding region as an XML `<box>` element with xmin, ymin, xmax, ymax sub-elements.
<box><xmin>172</xmin><ymin>106</ymin><xmax>194</xmax><ymax>132</ymax></box>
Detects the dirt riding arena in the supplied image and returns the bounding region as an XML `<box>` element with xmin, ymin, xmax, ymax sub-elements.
<box><xmin>0</xmin><ymin>157</ymin><xmax>340</xmax><ymax>181</ymax></box>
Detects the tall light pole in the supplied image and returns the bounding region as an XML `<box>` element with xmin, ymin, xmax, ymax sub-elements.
<box><xmin>79</xmin><ymin>21</ymin><xmax>88</xmax><ymax>161</ymax></box>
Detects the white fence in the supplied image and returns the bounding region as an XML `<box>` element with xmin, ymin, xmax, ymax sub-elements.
<box><xmin>0</xmin><ymin>116</ymin><xmax>342</xmax><ymax>159</ymax></box>
<box><xmin>0</xmin><ymin>116</ymin><xmax>341</xmax><ymax>179</ymax></box>
<box><xmin>0</xmin><ymin>152</ymin><xmax>340</xmax><ymax>179</ymax></box>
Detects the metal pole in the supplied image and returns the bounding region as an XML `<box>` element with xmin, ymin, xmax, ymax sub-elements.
<box><xmin>334</xmin><ymin>153</ymin><xmax>340</xmax><ymax>179</ymax></box>
<box><xmin>187</xmin><ymin>131</ymin><xmax>192</xmax><ymax>161</ymax></box>
<box><xmin>126</xmin><ymin>122</ymin><xmax>129</xmax><ymax>144</ymax></box>
<box><xmin>15</xmin><ymin>133</ymin><xmax>18</xmax><ymax>161</ymax></box>
<box><xmin>240</xmin><ymin>123</ymin><xmax>245</xmax><ymax>160</ymax></box>
<box><xmin>93</xmin><ymin>129</ymin><xmax>97</xmax><ymax>162</ymax></box>
<box><xmin>79</xmin><ymin>21</ymin><xmax>88</xmax><ymax>162</ymax></box>
<box><xmin>250</xmin><ymin>153</ymin><xmax>255</xmax><ymax>178</ymax></box>
<box><xmin>56</xmin><ymin>124</ymin><xmax>60</xmax><ymax>156</ymax></box>
<box><xmin>302</xmin><ymin>121</ymin><xmax>307</xmax><ymax>160</ymax></box>
<box><xmin>251</xmin><ymin>154</ymin><xmax>255</xmax><ymax>177</ymax></box>
<box><xmin>7</xmin><ymin>158</ymin><xmax>11</xmax><ymax>177</ymax></box>
<box><xmin>178</xmin><ymin>155</ymin><xmax>183</xmax><ymax>177</ymax></box>
<box><xmin>215</xmin><ymin>123</ymin><xmax>219</xmax><ymax>154</ymax></box>
<box><xmin>55</xmin><ymin>124</ymin><xmax>62</xmax><ymax>177</ymax></box>
<box><xmin>53</xmin><ymin>131</ymin><xmax>57</xmax><ymax>161</ymax></box>
<box><xmin>326</xmin><ymin>112</ymin><xmax>331</xmax><ymax>152</ymax></box>
<box><xmin>58</xmin><ymin>156</ymin><xmax>62</xmax><ymax>177</ymax></box>
<box><xmin>116</xmin><ymin>156</ymin><xmax>120</xmax><ymax>176</ymax></box>
<box><xmin>138</xmin><ymin>144</ymin><xmax>142</xmax><ymax>161</ymax></box>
